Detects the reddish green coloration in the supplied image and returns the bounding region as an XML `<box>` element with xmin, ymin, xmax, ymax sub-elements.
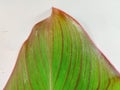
<box><xmin>4</xmin><ymin>7</ymin><xmax>120</xmax><ymax>90</ymax></box>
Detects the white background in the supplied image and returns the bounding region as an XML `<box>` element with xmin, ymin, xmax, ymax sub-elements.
<box><xmin>0</xmin><ymin>0</ymin><xmax>120</xmax><ymax>89</ymax></box>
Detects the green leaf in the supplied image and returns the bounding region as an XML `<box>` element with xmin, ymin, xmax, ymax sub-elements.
<box><xmin>4</xmin><ymin>7</ymin><xmax>120</xmax><ymax>90</ymax></box>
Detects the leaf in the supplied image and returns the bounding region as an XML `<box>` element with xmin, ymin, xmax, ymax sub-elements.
<box><xmin>4</xmin><ymin>7</ymin><xmax>120</xmax><ymax>90</ymax></box>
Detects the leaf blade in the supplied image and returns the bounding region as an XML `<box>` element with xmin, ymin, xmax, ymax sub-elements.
<box><xmin>4</xmin><ymin>7</ymin><xmax>120</xmax><ymax>90</ymax></box>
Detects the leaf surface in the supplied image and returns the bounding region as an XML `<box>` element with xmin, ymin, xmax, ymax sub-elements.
<box><xmin>4</xmin><ymin>7</ymin><xmax>120</xmax><ymax>90</ymax></box>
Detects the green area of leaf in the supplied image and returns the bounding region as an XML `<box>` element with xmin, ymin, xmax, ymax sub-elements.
<box><xmin>4</xmin><ymin>7</ymin><xmax>120</xmax><ymax>90</ymax></box>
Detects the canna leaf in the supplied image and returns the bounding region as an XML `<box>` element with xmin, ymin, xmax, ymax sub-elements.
<box><xmin>4</xmin><ymin>7</ymin><xmax>120</xmax><ymax>90</ymax></box>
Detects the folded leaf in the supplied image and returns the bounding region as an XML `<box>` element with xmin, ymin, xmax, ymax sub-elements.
<box><xmin>4</xmin><ymin>7</ymin><xmax>120</xmax><ymax>90</ymax></box>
